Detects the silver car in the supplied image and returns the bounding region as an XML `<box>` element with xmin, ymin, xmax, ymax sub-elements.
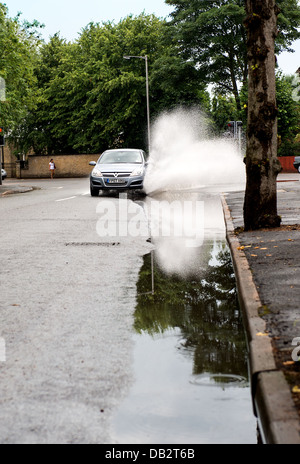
<box><xmin>89</xmin><ymin>148</ymin><xmax>147</xmax><ymax>196</ymax></box>
<box><xmin>1</xmin><ymin>168</ymin><xmax>7</xmax><ymax>180</ymax></box>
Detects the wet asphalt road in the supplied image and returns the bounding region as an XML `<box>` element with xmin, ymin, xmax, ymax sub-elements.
<box><xmin>0</xmin><ymin>176</ymin><xmax>255</xmax><ymax>444</ymax></box>
<box><xmin>0</xmin><ymin>178</ymin><xmax>152</xmax><ymax>443</ymax></box>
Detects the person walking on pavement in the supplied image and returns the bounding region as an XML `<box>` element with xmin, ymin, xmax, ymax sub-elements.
<box><xmin>49</xmin><ymin>159</ymin><xmax>56</xmax><ymax>179</ymax></box>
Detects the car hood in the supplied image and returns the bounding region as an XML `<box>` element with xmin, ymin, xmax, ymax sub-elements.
<box><xmin>96</xmin><ymin>163</ymin><xmax>144</xmax><ymax>173</ymax></box>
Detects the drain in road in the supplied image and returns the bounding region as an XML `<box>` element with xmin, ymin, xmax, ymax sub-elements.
<box><xmin>112</xmin><ymin>240</ymin><xmax>257</xmax><ymax>444</ymax></box>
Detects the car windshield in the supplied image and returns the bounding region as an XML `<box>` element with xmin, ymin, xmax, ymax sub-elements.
<box><xmin>99</xmin><ymin>150</ymin><xmax>142</xmax><ymax>164</ymax></box>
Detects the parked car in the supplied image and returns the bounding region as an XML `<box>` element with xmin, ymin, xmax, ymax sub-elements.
<box><xmin>89</xmin><ymin>148</ymin><xmax>147</xmax><ymax>196</ymax></box>
<box><xmin>1</xmin><ymin>168</ymin><xmax>7</xmax><ymax>180</ymax></box>
<box><xmin>293</xmin><ymin>156</ymin><xmax>300</xmax><ymax>173</ymax></box>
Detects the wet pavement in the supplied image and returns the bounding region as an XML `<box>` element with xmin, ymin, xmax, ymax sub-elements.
<box><xmin>0</xmin><ymin>178</ymin><xmax>257</xmax><ymax>444</ymax></box>
<box><xmin>111</xmin><ymin>246</ymin><xmax>257</xmax><ymax>444</ymax></box>
<box><xmin>108</xmin><ymin>187</ymin><xmax>258</xmax><ymax>444</ymax></box>
<box><xmin>222</xmin><ymin>174</ymin><xmax>300</xmax><ymax>444</ymax></box>
<box><xmin>7</xmin><ymin>174</ymin><xmax>300</xmax><ymax>444</ymax></box>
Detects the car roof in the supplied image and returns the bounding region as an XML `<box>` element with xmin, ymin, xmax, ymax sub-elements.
<box><xmin>103</xmin><ymin>148</ymin><xmax>143</xmax><ymax>152</ymax></box>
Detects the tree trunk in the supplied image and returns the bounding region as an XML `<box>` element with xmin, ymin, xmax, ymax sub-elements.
<box><xmin>243</xmin><ymin>0</ymin><xmax>282</xmax><ymax>230</ymax></box>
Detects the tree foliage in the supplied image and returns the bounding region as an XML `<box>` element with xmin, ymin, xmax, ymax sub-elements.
<box><xmin>134</xmin><ymin>247</ymin><xmax>248</xmax><ymax>377</ymax></box>
<box><xmin>1</xmin><ymin>2</ymin><xmax>299</xmax><ymax>157</ymax></box>
<box><xmin>15</xmin><ymin>14</ymin><xmax>206</xmax><ymax>155</ymax></box>
<box><xmin>166</xmin><ymin>0</ymin><xmax>300</xmax><ymax>110</ymax></box>
<box><xmin>211</xmin><ymin>72</ymin><xmax>300</xmax><ymax>140</ymax></box>
<box><xmin>0</xmin><ymin>3</ymin><xmax>42</xmax><ymax>138</ymax></box>
<box><xmin>276</xmin><ymin>72</ymin><xmax>300</xmax><ymax>156</ymax></box>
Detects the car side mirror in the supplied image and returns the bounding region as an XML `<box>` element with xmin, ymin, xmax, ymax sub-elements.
<box><xmin>89</xmin><ymin>161</ymin><xmax>96</xmax><ymax>166</ymax></box>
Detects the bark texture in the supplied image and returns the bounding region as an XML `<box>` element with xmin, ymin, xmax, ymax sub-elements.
<box><xmin>243</xmin><ymin>0</ymin><xmax>282</xmax><ymax>230</ymax></box>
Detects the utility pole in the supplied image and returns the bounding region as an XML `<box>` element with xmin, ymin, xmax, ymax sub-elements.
<box><xmin>123</xmin><ymin>55</ymin><xmax>151</xmax><ymax>155</ymax></box>
<box><xmin>0</xmin><ymin>78</ymin><xmax>6</xmax><ymax>186</ymax></box>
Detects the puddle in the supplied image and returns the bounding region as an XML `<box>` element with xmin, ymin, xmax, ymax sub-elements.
<box><xmin>112</xmin><ymin>242</ymin><xmax>257</xmax><ymax>444</ymax></box>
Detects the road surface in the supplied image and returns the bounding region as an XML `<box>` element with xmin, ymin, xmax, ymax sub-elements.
<box><xmin>0</xmin><ymin>178</ymin><xmax>152</xmax><ymax>443</ymax></box>
<box><xmin>0</xmin><ymin>175</ymin><xmax>260</xmax><ymax>444</ymax></box>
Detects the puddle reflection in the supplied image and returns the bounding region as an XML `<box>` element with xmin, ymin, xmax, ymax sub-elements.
<box><xmin>112</xmin><ymin>242</ymin><xmax>257</xmax><ymax>444</ymax></box>
<box><xmin>135</xmin><ymin>245</ymin><xmax>247</xmax><ymax>380</ymax></box>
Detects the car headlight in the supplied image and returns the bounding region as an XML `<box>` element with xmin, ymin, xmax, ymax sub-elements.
<box><xmin>92</xmin><ymin>167</ymin><xmax>103</xmax><ymax>177</ymax></box>
<box><xmin>130</xmin><ymin>167</ymin><xmax>144</xmax><ymax>177</ymax></box>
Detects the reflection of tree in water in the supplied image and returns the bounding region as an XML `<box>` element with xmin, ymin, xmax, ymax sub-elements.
<box><xmin>134</xmin><ymin>241</ymin><xmax>248</xmax><ymax>379</ymax></box>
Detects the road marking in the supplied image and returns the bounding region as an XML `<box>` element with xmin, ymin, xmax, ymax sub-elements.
<box><xmin>56</xmin><ymin>196</ymin><xmax>76</xmax><ymax>202</ymax></box>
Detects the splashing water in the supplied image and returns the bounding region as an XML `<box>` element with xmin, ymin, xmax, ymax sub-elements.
<box><xmin>143</xmin><ymin>107</ymin><xmax>246</xmax><ymax>195</ymax></box>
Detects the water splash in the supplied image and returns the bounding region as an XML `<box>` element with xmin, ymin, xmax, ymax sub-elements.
<box><xmin>144</xmin><ymin>107</ymin><xmax>245</xmax><ymax>195</ymax></box>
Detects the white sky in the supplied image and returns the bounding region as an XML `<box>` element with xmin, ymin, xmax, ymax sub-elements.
<box><xmin>3</xmin><ymin>0</ymin><xmax>300</xmax><ymax>75</ymax></box>
<box><xmin>4</xmin><ymin>0</ymin><xmax>173</xmax><ymax>39</ymax></box>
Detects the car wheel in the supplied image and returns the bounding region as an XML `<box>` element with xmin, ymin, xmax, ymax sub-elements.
<box><xmin>90</xmin><ymin>186</ymin><xmax>99</xmax><ymax>196</ymax></box>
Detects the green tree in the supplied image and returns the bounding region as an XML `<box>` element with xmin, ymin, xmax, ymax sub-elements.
<box><xmin>166</xmin><ymin>0</ymin><xmax>300</xmax><ymax>111</ymax></box>
<box><xmin>20</xmin><ymin>13</ymin><xmax>207</xmax><ymax>155</ymax></box>
<box><xmin>0</xmin><ymin>4</ymin><xmax>42</xmax><ymax>142</ymax></box>
<box><xmin>211</xmin><ymin>71</ymin><xmax>300</xmax><ymax>139</ymax></box>
<box><xmin>149</xmin><ymin>23</ymin><xmax>209</xmax><ymax>115</ymax></box>
<box><xmin>210</xmin><ymin>94</ymin><xmax>240</xmax><ymax>132</ymax></box>
<box><xmin>17</xmin><ymin>34</ymin><xmax>76</xmax><ymax>154</ymax></box>
<box><xmin>276</xmin><ymin>72</ymin><xmax>300</xmax><ymax>155</ymax></box>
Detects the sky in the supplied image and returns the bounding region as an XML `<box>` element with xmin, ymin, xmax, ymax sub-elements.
<box><xmin>3</xmin><ymin>0</ymin><xmax>300</xmax><ymax>75</ymax></box>
<box><xmin>4</xmin><ymin>0</ymin><xmax>173</xmax><ymax>39</ymax></box>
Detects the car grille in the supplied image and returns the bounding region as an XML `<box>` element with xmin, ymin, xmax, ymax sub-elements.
<box><xmin>102</xmin><ymin>172</ymin><xmax>131</xmax><ymax>178</ymax></box>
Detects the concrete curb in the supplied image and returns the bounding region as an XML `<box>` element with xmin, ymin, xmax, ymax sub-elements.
<box><xmin>221</xmin><ymin>194</ymin><xmax>300</xmax><ymax>444</ymax></box>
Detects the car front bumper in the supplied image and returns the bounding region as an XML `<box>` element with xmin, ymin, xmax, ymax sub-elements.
<box><xmin>90</xmin><ymin>174</ymin><xmax>144</xmax><ymax>190</ymax></box>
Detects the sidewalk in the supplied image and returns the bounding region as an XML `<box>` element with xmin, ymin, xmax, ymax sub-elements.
<box><xmin>222</xmin><ymin>177</ymin><xmax>300</xmax><ymax>444</ymax></box>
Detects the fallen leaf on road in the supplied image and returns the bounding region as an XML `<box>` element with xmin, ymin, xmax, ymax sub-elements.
<box><xmin>256</xmin><ymin>332</ymin><xmax>269</xmax><ymax>336</ymax></box>
<box><xmin>292</xmin><ymin>386</ymin><xmax>300</xmax><ymax>394</ymax></box>
<box><xmin>283</xmin><ymin>361</ymin><xmax>295</xmax><ymax>366</ymax></box>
